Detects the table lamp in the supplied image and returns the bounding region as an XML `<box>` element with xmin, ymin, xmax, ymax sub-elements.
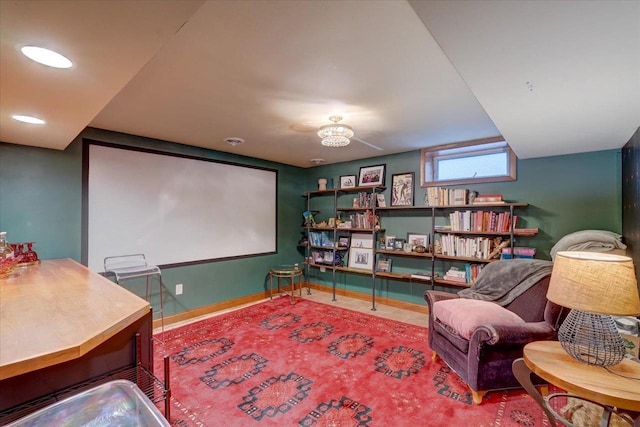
<box><xmin>547</xmin><ymin>251</ymin><xmax>640</xmax><ymax>367</ymax></box>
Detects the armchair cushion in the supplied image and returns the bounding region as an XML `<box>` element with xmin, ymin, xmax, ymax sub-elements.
<box><xmin>433</xmin><ymin>299</ymin><xmax>525</xmax><ymax>340</ymax></box>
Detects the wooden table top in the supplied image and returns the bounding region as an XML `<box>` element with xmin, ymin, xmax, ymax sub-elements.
<box><xmin>0</xmin><ymin>259</ymin><xmax>150</xmax><ymax>380</ymax></box>
<box><xmin>523</xmin><ymin>341</ymin><xmax>640</xmax><ymax>411</ymax></box>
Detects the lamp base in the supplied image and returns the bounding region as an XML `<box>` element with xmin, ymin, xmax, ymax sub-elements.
<box><xmin>558</xmin><ymin>309</ymin><xmax>626</xmax><ymax>367</ymax></box>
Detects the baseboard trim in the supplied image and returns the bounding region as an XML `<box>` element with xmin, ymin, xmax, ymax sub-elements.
<box><xmin>306</xmin><ymin>282</ymin><xmax>428</xmax><ymax>314</ymax></box>
<box><xmin>156</xmin><ymin>284</ymin><xmax>427</xmax><ymax>329</ymax></box>
<box><xmin>155</xmin><ymin>291</ymin><xmax>269</xmax><ymax>329</ymax></box>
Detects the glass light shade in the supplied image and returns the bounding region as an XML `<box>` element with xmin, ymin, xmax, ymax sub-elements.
<box><xmin>321</xmin><ymin>135</ymin><xmax>351</xmax><ymax>147</ymax></box>
<box><xmin>317</xmin><ymin>123</ymin><xmax>354</xmax><ymax>139</ymax></box>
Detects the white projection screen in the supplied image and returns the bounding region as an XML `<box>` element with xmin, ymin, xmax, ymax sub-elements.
<box><xmin>85</xmin><ymin>143</ymin><xmax>277</xmax><ymax>272</ymax></box>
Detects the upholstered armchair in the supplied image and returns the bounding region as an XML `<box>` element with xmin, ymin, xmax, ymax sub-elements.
<box><xmin>424</xmin><ymin>259</ymin><xmax>566</xmax><ymax>404</ymax></box>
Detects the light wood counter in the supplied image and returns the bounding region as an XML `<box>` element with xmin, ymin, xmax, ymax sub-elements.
<box><xmin>523</xmin><ymin>340</ymin><xmax>640</xmax><ymax>411</ymax></box>
<box><xmin>0</xmin><ymin>258</ymin><xmax>150</xmax><ymax>381</ymax></box>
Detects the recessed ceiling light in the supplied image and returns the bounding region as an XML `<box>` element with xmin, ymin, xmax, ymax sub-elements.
<box><xmin>21</xmin><ymin>46</ymin><xmax>72</xmax><ymax>69</ymax></box>
<box><xmin>310</xmin><ymin>159</ymin><xmax>326</xmax><ymax>165</ymax></box>
<box><xmin>224</xmin><ymin>137</ymin><xmax>244</xmax><ymax>146</ymax></box>
<box><xmin>12</xmin><ymin>115</ymin><xmax>45</xmax><ymax>125</ymax></box>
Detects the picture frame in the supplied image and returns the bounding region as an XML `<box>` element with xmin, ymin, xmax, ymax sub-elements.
<box><xmin>340</xmin><ymin>175</ymin><xmax>357</xmax><ymax>189</ymax></box>
<box><xmin>394</xmin><ymin>238</ymin><xmax>405</xmax><ymax>250</ymax></box>
<box><xmin>391</xmin><ymin>172</ymin><xmax>415</xmax><ymax>206</ymax></box>
<box><xmin>350</xmin><ymin>233</ymin><xmax>374</xmax><ymax>249</ymax></box>
<box><xmin>384</xmin><ymin>235</ymin><xmax>396</xmax><ymax>250</ymax></box>
<box><xmin>358</xmin><ymin>164</ymin><xmax>385</xmax><ymax>187</ymax></box>
<box><xmin>348</xmin><ymin>247</ymin><xmax>374</xmax><ymax>271</ymax></box>
<box><xmin>338</xmin><ymin>236</ymin><xmax>350</xmax><ymax>248</ymax></box>
<box><xmin>406</xmin><ymin>232</ymin><xmax>428</xmax><ymax>251</ymax></box>
<box><xmin>376</xmin><ymin>257</ymin><xmax>392</xmax><ymax>272</ymax></box>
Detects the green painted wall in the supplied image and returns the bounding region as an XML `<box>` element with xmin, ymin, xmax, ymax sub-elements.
<box><xmin>304</xmin><ymin>149</ymin><xmax>622</xmax><ymax>305</ymax></box>
<box><xmin>1</xmin><ymin>128</ymin><xmax>307</xmax><ymax>316</ymax></box>
<box><xmin>1</xmin><ymin>130</ymin><xmax>621</xmax><ymax>313</ymax></box>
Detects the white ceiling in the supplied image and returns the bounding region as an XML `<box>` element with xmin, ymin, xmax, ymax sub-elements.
<box><xmin>1</xmin><ymin>0</ymin><xmax>638</xmax><ymax>168</ymax></box>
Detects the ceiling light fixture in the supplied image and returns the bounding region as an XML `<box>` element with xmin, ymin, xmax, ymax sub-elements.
<box><xmin>317</xmin><ymin>116</ymin><xmax>354</xmax><ymax>147</ymax></box>
<box><xmin>12</xmin><ymin>115</ymin><xmax>45</xmax><ymax>125</ymax></box>
<box><xmin>224</xmin><ymin>137</ymin><xmax>244</xmax><ymax>147</ymax></box>
<box><xmin>21</xmin><ymin>46</ymin><xmax>72</xmax><ymax>69</ymax></box>
<box><xmin>310</xmin><ymin>158</ymin><xmax>326</xmax><ymax>165</ymax></box>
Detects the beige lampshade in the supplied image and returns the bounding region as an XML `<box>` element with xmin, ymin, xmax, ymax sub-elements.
<box><xmin>547</xmin><ymin>251</ymin><xmax>640</xmax><ymax>315</ymax></box>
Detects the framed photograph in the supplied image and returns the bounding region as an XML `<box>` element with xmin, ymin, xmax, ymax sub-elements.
<box><xmin>337</xmin><ymin>236</ymin><xmax>350</xmax><ymax>248</ymax></box>
<box><xmin>358</xmin><ymin>164</ymin><xmax>385</xmax><ymax>187</ymax></box>
<box><xmin>384</xmin><ymin>235</ymin><xmax>396</xmax><ymax>250</ymax></box>
<box><xmin>376</xmin><ymin>193</ymin><xmax>386</xmax><ymax>207</ymax></box>
<box><xmin>394</xmin><ymin>238</ymin><xmax>405</xmax><ymax>250</ymax></box>
<box><xmin>376</xmin><ymin>257</ymin><xmax>392</xmax><ymax>272</ymax></box>
<box><xmin>350</xmin><ymin>233</ymin><xmax>373</xmax><ymax>249</ymax></box>
<box><xmin>340</xmin><ymin>175</ymin><xmax>357</xmax><ymax>189</ymax></box>
<box><xmin>406</xmin><ymin>232</ymin><xmax>428</xmax><ymax>251</ymax></box>
<box><xmin>391</xmin><ymin>172</ymin><xmax>415</xmax><ymax>206</ymax></box>
<box><xmin>348</xmin><ymin>247</ymin><xmax>374</xmax><ymax>271</ymax></box>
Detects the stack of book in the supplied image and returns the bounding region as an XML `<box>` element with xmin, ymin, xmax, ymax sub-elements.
<box><xmin>438</xmin><ymin>235</ymin><xmax>495</xmax><ymax>259</ymax></box>
<box><xmin>425</xmin><ymin>187</ymin><xmax>469</xmax><ymax>206</ymax></box>
<box><xmin>410</xmin><ymin>271</ymin><xmax>438</xmax><ymax>281</ymax></box>
<box><xmin>348</xmin><ymin>210</ymin><xmax>379</xmax><ymax>229</ymax></box>
<box><xmin>356</xmin><ymin>192</ymin><xmax>376</xmax><ymax>208</ymax></box>
<box><xmin>472</xmin><ymin>194</ymin><xmax>505</xmax><ymax>205</ymax></box>
<box><xmin>447</xmin><ymin>210</ymin><xmax>517</xmax><ymax>232</ymax></box>
<box><xmin>443</xmin><ymin>266</ymin><xmax>467</xmax><ymax>283</ymax></box>
<box><xmin>308</xmin><ymin>231</ymin><xmax>332</xmax><ymax>247</ymax></box>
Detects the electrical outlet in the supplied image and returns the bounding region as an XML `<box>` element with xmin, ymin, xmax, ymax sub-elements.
<box><xmin>176</xmin><ymin>283</ymin><xmax>183</xmax><ymax>295</ymax></box>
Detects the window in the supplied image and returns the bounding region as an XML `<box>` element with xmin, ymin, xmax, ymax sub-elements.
<box><xmin>420</xmin><ymin>136</ymin><xmax>516</xmax><ymax>187</ymax></box>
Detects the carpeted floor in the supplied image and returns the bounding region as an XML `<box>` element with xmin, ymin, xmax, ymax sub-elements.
<box><xmin>154</xmin><ymin>295</ymin><xmax>559</xmax><ymax>426</ymax></box>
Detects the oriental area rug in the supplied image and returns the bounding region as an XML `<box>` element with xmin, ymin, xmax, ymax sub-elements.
<box><xmin>153</xmin><ymin>296</ymin><xmax>560</xmax><ymax>427</ymax></box>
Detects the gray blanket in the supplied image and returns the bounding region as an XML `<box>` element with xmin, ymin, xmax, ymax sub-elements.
<box><xmin>457</xmin><ymin>259</ymin><xmax>553</xmax><ymax>306</ymax></box>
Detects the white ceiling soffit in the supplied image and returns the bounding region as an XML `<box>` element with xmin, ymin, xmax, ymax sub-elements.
<box><xmin>0</xmin><ymin>0</ymin><xmax>205</xmax><ymax>150</ymax></box>
<box><xmin>89</xmin><ymin>0</ymin><xmax>499</xmax><ymax>167</ymax></box>
<box><xmin>410</xmin><ymin>0</ymin><xmax>640</xmax><ymax>159</ymax></box>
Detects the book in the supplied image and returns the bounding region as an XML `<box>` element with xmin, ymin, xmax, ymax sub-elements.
<box><xmin>411</xmin><ymin>271</ymin><xmax>438</xmax><ymax>280</ymax></box>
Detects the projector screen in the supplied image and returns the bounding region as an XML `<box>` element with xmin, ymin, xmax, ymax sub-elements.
<box><xmin>85</xmin><ymin>142</ymin><xmax>277</xmax><ymax>272</ymax></box>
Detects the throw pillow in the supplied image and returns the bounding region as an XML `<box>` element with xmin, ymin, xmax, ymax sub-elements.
<box><xmin>433</xmin><ymin>298</ymin><xmax>525</xmax><ymax>340</ymax></box>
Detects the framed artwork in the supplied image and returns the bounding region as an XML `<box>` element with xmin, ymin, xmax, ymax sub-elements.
<box><xmin>406</xmin><ymin>232</ymin><xmax>428</xmax><ymax>250</ymax></box>
<box><xmin>340</xmin><ymin>175</ymin><xmax>357</xmax><ymax>188</ymax></box>
<box><xmin>350</xmin><ymin>233</ymin><xmax>373</xmax><ymax>249</ymax></box>
<box><xmin>384</xmin><ymin>235</ymin><xmax>396</xmax><ymax>250</ymax></box>
<box><xmin>394</xmin><ymin>238</ymin><xmax>405</xmax><ymax>250</ymax></box>
<box><xmin>376</xmin><ymin>258</ymin><xmax>392</xmax><ymax>272</ymax></box>
<box><xmin>391</xmin><ymin>172</ymin><xmax>414</xmax><ymax>206</ymax></box>
<box><xmin>338</xmin><ymin>236</ymin><xmax>350</xmax><ymax>248</ymax></box>
<box><xmin>348</xmin><ymin>247</ymin><xmax>374</xmax><ymax>271</ymax></box>
<box><xmin>358</xmin><ymin>164</ymin><xmax>385</xmax><ymax>187</ymax></box>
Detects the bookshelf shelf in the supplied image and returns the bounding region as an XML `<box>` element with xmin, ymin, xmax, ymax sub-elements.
<box><xmin>303</xmin><ymin>186</ymin><xmax>385</xmax><ymax>308</ymax></box>
<box><xmin>303</xmin><ymin>186</ymin><xmax>537</xmax><ymax>307</ymax></box>
<box><xmin>376</xmin><ymin>249</ymin><xmax>432</xmax><ymax>258</ymax></box>
<box><xmin>374</xmin><ymin>197</ymin><xmax>535</xmax><ymax>289</ymax></box>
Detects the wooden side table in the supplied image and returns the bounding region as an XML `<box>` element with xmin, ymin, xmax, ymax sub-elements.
<box><xmin>513</xmin><ymin>341</ymin><xmax>640</xmax><ymax>427</ymax></box>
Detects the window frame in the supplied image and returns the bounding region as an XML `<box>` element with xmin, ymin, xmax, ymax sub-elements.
<box><xmin>420</xmin><ymin>136</ymin><xmax>517</xmax><ymax>187</ymax></box>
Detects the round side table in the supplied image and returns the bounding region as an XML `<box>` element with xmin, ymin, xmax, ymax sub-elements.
<box><xmin>269</xmin><ymin>265</ymin><xmax>303</xmax><ymax>304</ymax></box>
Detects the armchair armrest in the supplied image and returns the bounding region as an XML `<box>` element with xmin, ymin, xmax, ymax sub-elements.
<box><xmin>424</xmin><ymin>291</ymin><xmax>459</xmax><ymax>319</ymax></box>
<box><xmin>471</xmin><ymin>322</ymin><xmax>557</xmax><ymax>347</ymax></box>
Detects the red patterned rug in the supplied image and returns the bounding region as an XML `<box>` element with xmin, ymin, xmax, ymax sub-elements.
<box><xmin>154</xmin><ymin>296</ymin><xmax>559</xmax><ymax>426</ymax></box>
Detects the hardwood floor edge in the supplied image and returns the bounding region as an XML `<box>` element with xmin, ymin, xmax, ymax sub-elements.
<box><xmin>155</xmin><ymin>283</ymin><xmax>428</xmax><ymax>329</ymax></box>
<box><xmin>154</xmin><ymin>291</ymin><xmax>268</xmax><ymax>329</ymax></box>
<box><xmin>306</xmin><ymin>282</ymin><xmax>428</xmax><ymax>315</ymax></box>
